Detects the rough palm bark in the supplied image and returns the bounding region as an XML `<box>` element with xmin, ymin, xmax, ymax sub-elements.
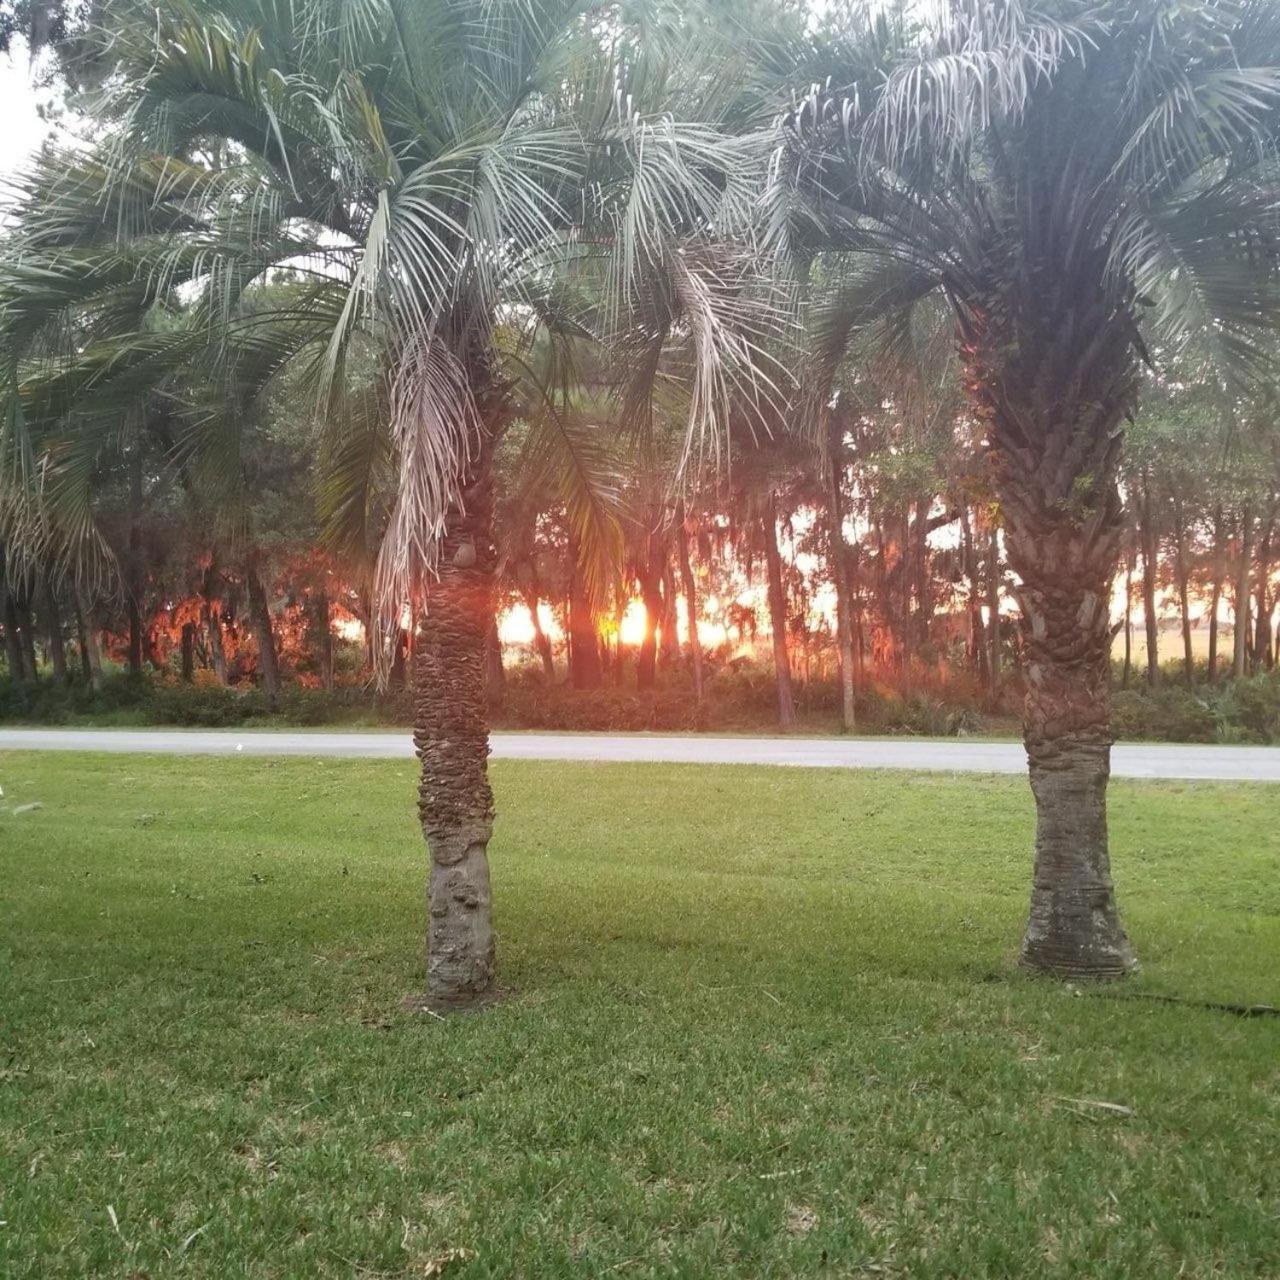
<box><xmin>762</xmin><ymin>490</ymin><xmax>797</xmax><ymax>732</ymax></box>
<box><xmin>413</xmin><ymin>436</ymin><xmax>498</xmax><ymax>1011</ymax></box>
<box><xmin>965</xmin><ymin>248</ymin><xmax>1137</xmax><ymax>979</ymax></box>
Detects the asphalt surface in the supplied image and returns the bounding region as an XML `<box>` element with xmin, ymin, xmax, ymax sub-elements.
<box><xmin>1</xmin><ymin>728</ymin><xmax>1278</xmax><ymax>781</ymax></box>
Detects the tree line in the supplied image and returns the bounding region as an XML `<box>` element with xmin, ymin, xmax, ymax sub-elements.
<box><xmin>3</xmin><ymin>0</ymin><xmax>1280</xmax><ymax>1009</ymax></box>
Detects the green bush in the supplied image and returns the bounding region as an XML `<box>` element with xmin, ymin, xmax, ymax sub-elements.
<box><xmin>1113</xmin><ymin>684</ymin><xmax>1218</xmax><ymax>743</ymax></box>
<box><xmin>1212</xmin><ymin>672</ymin><xmax>1280</xmax><ymax>744</ymax></box>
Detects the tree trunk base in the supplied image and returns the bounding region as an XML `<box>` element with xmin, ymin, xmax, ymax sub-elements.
<box><xmin>1020</xmin><ymin>747</ymin><xmax>1137</xmax><ymax>980</ymax></box>
<box><xmin>1019</xmin><ymin>939</ymin><xmax>1137</xmax><ymax>981</ymax></box>
<box><xmin>402</xmin><ymin>987</ymin><xmax>503</xmax><ymax>1017</ymax></box>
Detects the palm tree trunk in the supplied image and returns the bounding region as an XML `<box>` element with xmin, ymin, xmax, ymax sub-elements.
<box><xmin>824</xmin><ymin>422</ymin><xmax>857</xmax><ymax>730</ymax></box>
<box><xmin>969</xmin><ymin>288</ymin><xmax>1137</xmax><ymax>979</ymax></box>
<box><xmin>1233</xmin><ymin>505</ymin><xmax>1253</xmax><ymax>680</ymax></box>
<box><xmin>762</xmin><ymin>490</ymin><xmax>797</xmax><ymax>732</ymax></box>
<box><xmin>675</xmin><ymin>501</ymin><xmax>705</xmax><ymax>703</ymax></box>
<box><xmin>245</xmin><ymin>552</ymin><xmax>282</xmax><ymax>704</ymax></box>
<box><xmin>180</xmin><ymin>623</ymin><xmax>196</xmax><ymax>682</ymax></box>
<box><xmin>1003</xmin><ymin>508</ymin><xmax>1135</xmax><ymax>978</ymax></box>
<box><xmin>413</xmin><ymin>439</ymin><xmax>497</xmax><ymax>1011</ymax></box>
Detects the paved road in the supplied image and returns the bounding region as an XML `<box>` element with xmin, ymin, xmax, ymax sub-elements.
<box><xmin>1</xmin><ymin>727</ymin><xmax>1278</xmax><ymax>781</ymax></box>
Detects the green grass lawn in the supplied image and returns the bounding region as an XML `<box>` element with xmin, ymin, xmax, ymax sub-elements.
<box><xmin>1</xmin><ymin>753</ymin><xmax>1278</xmax><ymax>1278</ymax></box>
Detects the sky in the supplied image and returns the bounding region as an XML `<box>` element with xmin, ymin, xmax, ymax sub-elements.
<box><xmin>0</xmin><ymin>46</ymin><xmax>68</xmax><ymax>183</ymax></box>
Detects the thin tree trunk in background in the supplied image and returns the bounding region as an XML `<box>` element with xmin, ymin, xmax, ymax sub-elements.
<box><xmin>522</xmin><ymin>587</ymin><xmax>555</xmax><ymax>681</ymax></box>
<box><xmin>659</xmin><ymin>563</ymin><xmax>680</xmax><ymax>669</ymax></box>
<box><xmin>315</xmin><ymin>592</ymin><xmax>334</xmax><ymax>690</ymax></box>
<box><xmin>180</xmin><ymin>623</ymin><xmax>196</xmax><ymax>682</ymax></box>
<box><xmin>824</xmin><ymin>420</ymin><xmax>857</xmax><ymax>730</ymax></box>
<box><xmin>567</xmin><ymin>544</ymin><xmax>602</xmax><ymax>690</ymax></box>
<box><xmin>1233</xmin><ymin>505</ymin><xmax>1253</xmax><ymax>680</ymax></box>
<box><xmin>202</xmin><ymin>559</ymin><xmax>228</xmax><ymax>684</ymax></box>
<box><xmin>986</xmin><ymin>525</ymin><xmax>1001</xmax><ymax>692</ymax></box>
<box><xmin>913</xmin><ymin>496</ymin><xmax>933</xmax><ymax>657</ymax></box>
<box><xmin>205</xmin><ymin>606</ymin><xmax>228</xmax><ymax>683</ymax></box>
<box><xmin>959</xmin><ymin>504</ymin><xmax>990</xmax><ymax>691</ymax></box>
<box><xmin>76</xmin><ymin>586</ymin><xmax>102</xmax><ymax>689</ymax></box>
<box><xmin>1121</xmin><ymin>531</ymin><xmax>1134</xmax><ymax>690</ymax></box>
<box><xmin>675</xmin><ymin>501</ymin><xmax>705</xmax><ymax>703</ymax></box>
<box><xmin>75</xmin><ymin>605</ymin><xmax>93</xmax><ymax>682</ymax></box>
<box><xmin>1208</xmin><ymin>505</ymin><xmax>1223</xmax><ymax>682</ymax></box>
<box><xmin>1139</xmin><ymin>480</ymin><xmax>1159</xmax><ymax>685</ymax></box>
<box><xmin>245</xmin><ymin>552</ymin><xmax>282</xmax><ymax>704</ymax></box>
<box><xmin>1253</xmin><ymin>501</ymin><xmax>1276</xmax><ymax>670</ymax></box>
<box><xmin>2</xmin><ymin>587</ymin><xmax>25</xmax><ymax>682</ymax></box>
<box><xmin>18</xmin><ymin>594</ymin><xmax>37</xmax><ymax>679</ymax></box>
<box><xmin>41</xmin><ymin>574</ymin><xmax>68</xmax><ymax>684</ymax></box>
<box><xmin>763</xmin><ymin>490</ymin><xmax>797</xmax><ymax>731</ymax></box>
<box><xmin>898</xmin><ymin>509</ymin><xmax>912</xmax><ymax>695</ymax></box>
<box><xmin>635</xmin><ymin>526</ymin><xmax>664</xmax><ymax>692</ymax></box>
<box><xmin>127</xmin><ymin>448</ymin><xmax>144</xmax><ymax>677</ymax></box>
<box><xmin>1172</xmin><ymin>495</ymin><xmax>1194</xmax><ymax>684</ymax></box>
<box><xmin>486</xmin><ymin>616</ymin><xmax>505</xmax><ymax>709</ymax></box>
<box><xmin>413</xmin><ymin>434</ymin><xmax>498</xmax><ymax>1011</ymax></box>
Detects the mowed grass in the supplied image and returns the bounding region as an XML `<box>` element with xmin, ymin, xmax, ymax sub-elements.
<box><xmin>1</xmin><ymin>754</ymin><xmax>1278</xmax><ymax>1279</ymax></box>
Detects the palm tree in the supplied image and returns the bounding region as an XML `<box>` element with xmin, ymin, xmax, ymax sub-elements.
<box><xmin>1</xmin><ymin>0</ymin><xmax>781</xmax><ymax>1008</ymax></box>
<box><xmin>779</xmin><ymin>0</ymin><xmax>1280</xmax><ymax>976</ymax></box>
